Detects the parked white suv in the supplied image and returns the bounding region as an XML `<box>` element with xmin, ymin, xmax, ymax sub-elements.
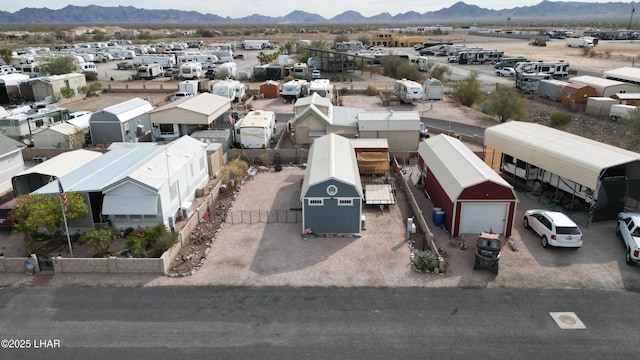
<box><xmin>616</xmin><ymin>212</ymin><xmax>640</xmax><ymax>265</ymax></box>
<box><xmin>311</xmin><ymin>69</ymin><xmax>321</xmax><ymax>79</ymax></box>
<box><xmin>523</xmin><ymin>209</ymin><xmax>583</xmax><ymax>248</ymax></box>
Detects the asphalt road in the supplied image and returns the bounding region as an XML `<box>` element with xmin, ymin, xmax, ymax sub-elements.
<box><xmin>0</xmin><ymin>286</ymin><xmax>638</xmax><ymax>359</ymax></box>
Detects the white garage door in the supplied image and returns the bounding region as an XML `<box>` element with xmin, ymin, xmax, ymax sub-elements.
<box><xmin>459</xmin><ymin>203</ymin><xmax>509</xmax><ymax>235</ymax></box>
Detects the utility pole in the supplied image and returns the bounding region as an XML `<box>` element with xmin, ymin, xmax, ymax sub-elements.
<box><xmin>629</xmin><ymin>4</ymin><xmax>635</xmax><ymax>31</ymax></box>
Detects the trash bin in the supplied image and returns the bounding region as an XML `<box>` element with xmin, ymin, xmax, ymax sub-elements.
<box><xmin>432</xmin><ymin>207</ymin><xmax>441</xmax><ymax>222</ymax></box>
<box><xmin>24</xmin><ymin>260</ymin><xmax>35</xmax><ymax>275</ymax></box>
<box><xmin>434</xmin><ymin>210</ymin><xmax>445</xmax><ymax>227</ymax></box>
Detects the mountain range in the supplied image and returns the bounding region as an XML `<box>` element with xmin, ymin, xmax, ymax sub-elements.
<box><xmin>0</xmin><ymin>1</ymin><xmax>637</xmax><ymax>25</ymax></box>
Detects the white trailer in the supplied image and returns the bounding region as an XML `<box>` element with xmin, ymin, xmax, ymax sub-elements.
<box><xmin>176</xmin><ymin>53</ymin><xmax>219</xmax><ymax>68</ymax></box>
<box><xmin>243</xmin><ymin>40</ymin><xmax>270</xmax><ymax>50</ymax></box>
<box><xmin>137</xmin><ymin>63</ymin><xmax>163</xmax><ymax>80</ymax></box>
<box><xmin>393</xmin><ymin>79</ymin><xmax>424</xmax><ymax>104</ymax></box>
<box><xmin>78</xmin><ymin>62</ymin><xmax>97</xmax><ymax>75</ymax></box>
<box><xmin>281</xmin><ymin>79</ymin><xmax>309</xmax><ymax>103</ymax></box>
<box><xmin>411</xmin><ymin>56</ymin><xmax>436</xmax><ymax>71</ymax></box>
<box><xmin>514</xmin><ymin>60</ymin><xmax>570</xmax><ymax>79</ymax></box>
<box><xmin>309</xmin><ymin>79</ymin><xmax>334</xmax><ymax>101</ymax></box>
<box><xmin>133</xmin><ymin>55</ymin><xmax>176</xmax><ymax>68</ymax></box>
<box><xmin>179</xmin><ymin>80</ymin><xmax>200</xmax><ymax>95</ymax></box>
<box><xmin>217</xmin><ymin>62</ymin><xmax>237</xmax><ymax>78</ymax></box>
<box><xmin>516</xmin><ymin>73</ymin><xmax>552</xmax><ymax>94</ymax></box>
<box><xmin>211</xmin><ymin>79</ymin><xmax>245</xmax><ymax>102</ymax></box>
<box><xmin>566</xmin><ymin>37</ymin><xmax>594</xmax><ymax>48</ymax></box>
<box><xmin>179</xmin><ymin>62</ymin><xmax>202</xmax><ymax>79</ymax></box>
<box><xmin>610</xmin><ymin>104</ymin><xmax>638</xmax><ymax>121</ymax></box>
<box><xmin>234</xmin><ymin>110</ymin><xmax>276</xmax><ymax>149</ymax></box>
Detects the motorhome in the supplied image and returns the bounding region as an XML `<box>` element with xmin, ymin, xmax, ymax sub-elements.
<box><xmin>179</xmin><ymin>62</ymin><xmax>202</xmax><ymax>79</ymax></box>
<box><xmin>137</xmin><ymin>63</ymin><xmax>163</xmax><ymax>80</ymax></box>
<box><xmin>393</xmin><ymin>79</ymin><xmax>424</xmax><ymax>104</ymax></box>
<box><xmin>78</xmin><ymin>62</ymin><xmax>98</xmax><ymax>75</ymax></box>
<box><xmin>234</xmin><ymin>110</ymin><xmax>276</xmax><ymax>149</ymax></box>
<box><xmin>281</xmin><ymin>79</ymin><xmax>310</xmax><ymax>103</ymax></box>
<box><xmin>210</xmin><ymin>79</ymin><xmax>245</xmax><ymax>102</ymax></box>
<box><xmin>516</xmin><ymin>73</ymin><xmax>552</xmax><ymax>93</ymax></box>
<box><xmin>309</xmin><ymin>79</ymin><xmax>334</xmax><ymax>101</ymax></box>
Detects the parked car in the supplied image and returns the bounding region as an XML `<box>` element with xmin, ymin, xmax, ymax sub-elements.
<box><xmin>311</xmin><ymin>69</ymin><xmax>321</xmax><ymax>79</ymax></box>
<box><xmin>473</xmin><ymin>232</ymin><xmax>501</xmax><ymax>274</ymax></box>
<box><xmin>414</xmin><ymin>44</ymin><xmax>424</xmax><ymax>51</ymax></box>
<box><xmin>495</xmin><ymin>67</ymin><xmax>516</xmax><ymax>77</ymax></box>
<box><xmin>163</xmin><ymin>68</ymin><xmax>179</xmax><ymax>77</ymax></box>
<box><xmin>448</xmin><ymin>55</ymin><xmax>458</xmax><ymax>63</ymax></box>
<box><xmin>204</xmin><ymin>68</ymin><xmax>217</xmax><ymax>80</ymax></box>
<box><xmin>420</xmin><ymin>49</ymin><xmax>436</xmax><ymax>56</ymax></box>
<box><xmin>369</xmin><ymin>46</ymin><xmax>383</xmax><ymax>51</ymax></box>
<box><xmin>523</xmin><ymin>209</ymin><xmax>583</xmax><ymax>248</ymax></box>
<box><xmin>116</xmin><ymin>61</ymin><xmax>133</xmax><ymax>70</ymax></box>
<box><xmin>616</xmin><ymin>212</ymin><xmax>640</xmax><ymax>265</ymax></box>
<box><xmin>233</xmin><ymin>54</ymin><xmax>245</xmax><ymax>60</ymax></box>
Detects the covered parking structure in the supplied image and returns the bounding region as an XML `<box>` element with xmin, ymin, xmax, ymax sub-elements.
<box><xmin>484</xmin><ymin>121</ymin><xmax>640</xmax><ymax>224</ymax></box>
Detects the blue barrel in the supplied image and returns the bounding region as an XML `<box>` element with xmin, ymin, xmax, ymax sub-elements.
<box><xmin>432</xmin><ymin>207</ymin><xmax>441</xmax><ymax>222</ymax></box>
<box><xmin>434</xmin><ymin>210</ymin><xmax>445</xmax><ymax>227</ymax></box>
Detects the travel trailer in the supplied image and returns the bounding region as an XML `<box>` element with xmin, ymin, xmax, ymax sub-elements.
<box><xmin>210</xmin><ymin>79</ymin><xmax>245</xmax><ymax>102</ymax></box>
<box><xmin>217</xmin><ymin>62</ymin><xmax>237</xmax><ymax>78</ymax></box>
<box><xmin>516</xmin><ymin>73</ymin><xmax>552</xmax><ymax>94</ymax></box>
<box><xmin>242</xmin><ymin>40</ymin><xmax>270</xmax><ymax>50</ymax></box>
<box><xmin>281</xmin><ymin>79</ymin><xmax>310</xmax><ymax>103</ymax></box>
<box><xmin>411</xmin><ymin>56</ymin><xmax>436</xmax><ymax>71</ymax></box>
<box><xmin>610</xmin><ymin>104</ymin><xmax>638</xmax><ymax>121</ymax></box>
<box><xmin>178</xmin><ymin>80</ymin><xmax>200</xmax><ymax>95</ymax></box>
<box><xmin>137</xmin><ymin>63</ymin><xmax>163</xmax><ymax>80</ymax></box>
<box><xmin>494</xmin><ymin>57</ymin><xmax>528</xmax><ymax>69</ymax></box>
<box><xmin>179</xmin><ymin>62</ymin><xmax>202</xmax><ymax>79</ymax></box>
<box><xmin>132</xmin><ymin>55</ymin><xmax>176</xmax><ymax>68</ymax></box>
<box><xmin>309</xmin><ymin>79</ymin><xmax>334</xmax><ymax>101</ymax></box>
<box><xmin>234</xmin><ymin>110</ymin><xmax>276</xmax><ymax>149</ymax></box>
<box><xmin>514</xmin><ymin>61</ymin><xmax>570</xmax><ymax>79</ymax></box>
<box><xmin>394</xmin><ymin>79</ymin><xmax>424</xmax><ymax>104</ymax></box>
<box><xmin>78</xmin><ymin>62</ymin><xmax>97</xmax><ymax>75</ymax></box>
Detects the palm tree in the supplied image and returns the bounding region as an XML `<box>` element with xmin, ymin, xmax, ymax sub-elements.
<box><xmin>80</xmin><ymin>228</ymin><xmax>119</xmax><ymax>257</ymax></box>
<box><xmin>0</xmin><ymin>48</ymin><xmax>13</xmax><ymax>66</ymax></box>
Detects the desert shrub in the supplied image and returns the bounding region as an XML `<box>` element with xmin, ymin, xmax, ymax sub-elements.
<box><xmin>549</xmin><ymin>111</ymin><xmax>572</xmax><ymax>127</ymax></box>
<box><xmin>149</xmin><ymin>232</ymin><xmax>179</xmax><ymax>258</ymax></box>
<box><xmin>366</xmin><ymin>85</ymin><xmax>378</xmax><ymax>96</ymax></box>
<box><xmin>413</xmin><ymin>250</ymin><xmax>440</xmax><ymax>272</ymax></box>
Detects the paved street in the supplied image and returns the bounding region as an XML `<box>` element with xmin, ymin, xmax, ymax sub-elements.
<box><xmin>0</xmin><ymin>286</ymin><xmax>638</xmax><ymax>359</ymax></box>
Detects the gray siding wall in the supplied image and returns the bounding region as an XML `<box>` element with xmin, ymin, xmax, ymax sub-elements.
<box><xmin>303</xmin><ymin>180</ymin><xmax>361</xmax><ymax>234</ymax></box>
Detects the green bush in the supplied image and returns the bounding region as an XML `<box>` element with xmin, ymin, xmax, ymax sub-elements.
<box><xmin>149</xmin><ymin>232</ymin><xmax>179</xmax><ymax>258</ymax></box>
<box><xmin>413</xmin><ymin>250</ymin><xmax>440</xmax><ymax>272</ymax></box>
<box><xmin>366</xmin><ymin>85</ymin><xmax>378</xmax><ymax>96</ymax></box>
<box><xmin>549</xmin><ymin>111</ymin><xmax>572</xmax><ymax>127</ymax></box>
<box><xmin>83</xmin><ymin>71</ymin><xmax>98</xmax><ymax>81</ymax></box>
<box><xmin>59</xmin><ymin>87</ymin><xmax>75</xmax><ymax>98</ymax></box>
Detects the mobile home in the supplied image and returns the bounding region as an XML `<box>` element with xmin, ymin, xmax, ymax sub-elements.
<box><xmin>234</xmin><ymin>110</ymin><xmax>276</xmax><ymax>149</ymax></box>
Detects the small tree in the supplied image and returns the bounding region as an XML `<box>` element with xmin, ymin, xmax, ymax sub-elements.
<box><xmin>80</xmin><ymin>228</ymin><xmax>119</xmax><ymax>257</ymax></box>
<box><xmin>334</xmin><ymin>34</ymin><xmax>350</xmax><ymax>43</ymax></box>
<box><xmin>0</xmin><ymin>48</ymin><xmax>13</xmax><ymax>65</ymax></box>
<box><xmin>482</xmin><ymin>88</ymin><xmax>526</xmax><ymax>123</ymax></box>
<box><xmin>622</xmin><ymin>107</ymin><xmax>640</xmax><ymax>148</ymax></box>
<box><xmin>40</xmin><ymin>55</ymin><xmax>78</xmax><ymax>75</ymax></box>
<box><xmin>428</xmin><ymin>64</ymin><xmax>452</xmax><ymax>82</ymax></box>
<box><xmin>59</xmin><ymin>87</ymin><xmax>75</xmax><ymax>98</ymax></box>
<box><xmin>451</xmin><ymin>71</ymin><xmax>483</xmax><ymax>107</ymax></box>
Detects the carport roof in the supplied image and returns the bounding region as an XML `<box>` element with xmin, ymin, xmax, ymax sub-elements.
<box><xmin>484</xmin><ymin>121</ymin><xmax>640</xmax><ymax>189</ymax></box>
<box><xmin>419</xmin><ymin>134</ymin><xmax>515</xmax><ymax>201</ymax></box>
<box><xmin>14</xmin><ymin>149</ymin><xmax>102</xmax><ymax>179</ymax></box>
<box><xmin>151</xmin><ymin>92</ymin><xmax>231</xmax><ymax>116</ymax></box>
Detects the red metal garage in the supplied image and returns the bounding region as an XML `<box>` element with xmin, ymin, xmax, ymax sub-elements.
<box><xmin>418</xmin><ymin>134</ymin><xmax>518</xmax><ymax>237</ymax></box>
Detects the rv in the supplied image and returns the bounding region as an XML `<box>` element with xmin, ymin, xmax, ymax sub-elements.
<box><xmin>132</xmin><ymin>55</ymin><xmax>176</xmax><ymax>68</ymax></box>
<box><xmin>210</xmin><ymin>79</ymin><xmax>245</xmax><ymax>102</ymax></box>
<box><xmin>309</xmin><ymin>79</ymin><xmax>334</xmax><ymax>100</ymax></box>
<box><xmin>394</xmin><ymin>79</ymin><xmax>424</xmax><ymax>104</ymax></box>
<box><xmin>610</xmin><ymin>104</ymin><xmax>638</xmax><ymax>121</ymax></box>
<box><xmin>411</xmin><ymin>56</ymin><xmax>436</xmax><ymax>71</ymax></box>
<box><xmin>566</xmin><ymin>37</ymin><xmax>595</xmax><ymax>48</ymax></box>
<box><xmin>494</xmin><ymin>57</ymin><xmax>528</xmax><ymax>69</ymax></box>
<box><xmin>243</xmin><ymin>40</ymin><xmax>270</xmax><ymax>50</ymax></box>
<box><xmin>291</xmin><ymin>63</ymin><xmax>309</xmax><ymax>77</ymax></box>
<box><xmin>176</xmin><ymin>53</ymin><xmax>219</xmax><ymax>69</ymax></box>
<box><xmin>210</xmin><ymin>51</ymin><xmax>234</xmax><ymax>63</ymax></box>
<box><xmin>458</xmin><ymin>50</ymin><xmax>504</xmax><ymax>64</ymax></box>
<box><xmin>514</xmin><ymin>60</ymin><xmax>570</xmax><ymax>79</ymax></box>
<box><xmin>217</xmin><ymin>62</ymin><xmax>237</xmax><ymax>78</ymax></box>
<box><xmin>78</xmin><ymin>62</ymin><xmax>98</xmax><ymax>75</ymax></box>
<box><xmin>178</xmin><ymin>80</ymin><xmax>200</xmax><ymax>95</ymax></box>
<box><xmin>179</xmin><ymin>62</ymin><xmax>202</xmax><ymax>79</ymax></box>
<box><xmin>333</xmin><ymin>41</ymin><xmax>365</xmax><ymax>52</ymax></box>
<box><xmin>516</xmin><ymin>73</ymin><xmax>552</xmax><ymax>93</ymax></box>
<box><xmin>234</xmin><ymin>110</ymin><xmax>276</xmax><ymax>149</ymax></box>
<box><xmin>0</xmin><ymin>105</ymin><xmax>69</xmax><ymax>142</ymax></box>
<box><xmin>137</xmin><ymin>63</ymin><xmax>163</xmax><ymax>80</ymax></box>
<box><xmin>281</xmin><ymin>79</ymin><xmax>310</xmax><ymax>103</ymax></box>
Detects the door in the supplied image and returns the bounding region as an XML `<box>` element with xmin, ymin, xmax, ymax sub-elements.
<box><xmin>459</xmin><ymin>203</ymin><xmax>509</xmax><ymax>235</ymax></box>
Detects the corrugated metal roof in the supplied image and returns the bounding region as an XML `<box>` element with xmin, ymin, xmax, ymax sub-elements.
<box><xmin>484</xmin><ymin>121</ymin><xmax>640</xmax><ymax>189</ymax></box>
<box><xmin>332</xmin><ymin>107</ymin><xmax>362</xmax><ymax>127</ymax></box>
<box><xmin>106</xmin><ymin>136</ymin><xmax>206</xmax><ymax>192</ymax></box>
<box><xmin>100</xmin><ymin>98</ymin><xmax>153</xmax><ymax>122</ymax></box>
<box><xmin>293</xmin><ymin>104</ymin><xmax>331</xmax><ymax>125</ymax></box>
<box><xmin>419</xmin><ymin>134</ymin><xmax>514</xmax><ymax>201</ymax></box>
<box><xmin>350</xmin><ymin>138</ymin><xmax>389</xmax><ymax>149</ymax></box>
<box><xmin>357</xmin><ymin>111</ymin><xmax>421</xmax><ymax>131</ymax></box>
<box><xmin>294</xmin><ymin>93</ymin><xmax>332</xmax><ymax>109</ymax></box>
<box><xmin>301</xmin><ymin>133</ymin><xmax>362</xmax><ymax>199</ymax></box>
<box><xmin>612</xmin><ymin>93</ymin><xmax>640</xmax><ymax>100</ymax></box>
<box><xmin>569</xmin><ymin>75</ymin><xmax>627</xmax><ymax>88</ymax></box>
<box><xmin>45</xmin><ymin>122</ymin><xmax>80</xmax><ymax>136</ymax></box>
<box><xmin>36</xmin><ymin>145</ymin><xmax>161</xmax><ymax>194</ymax></box>
<box><xmin>603</xmin><ymin>67</ymin><xmax>640</xmax><ymax>82</ymax></box>
<box><xmin>15</xmin><ymin>149</ymin><xmax>103</xmax><ymax>179</ymax></box>
<box><xmin>365</xmin><ymin>184</ymin><xmax>395</xmax><ymax>205</ymax></box>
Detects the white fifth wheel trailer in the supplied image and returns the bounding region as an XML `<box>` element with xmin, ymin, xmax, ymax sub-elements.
<box><xmin>394</xmin><ymin>79</ymin><xmax>424</xmax><ymax>104</ymax></box>
<box><xmin>234</xmin><ymin>110</ymin><xmax>276</xmax><ymax>149</ymax></box>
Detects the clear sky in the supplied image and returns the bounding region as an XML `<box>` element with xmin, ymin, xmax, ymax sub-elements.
<box><xmin>4</xmin><ymin>1</ymin><xmax>635</xmax><ymax>19</ymax></box>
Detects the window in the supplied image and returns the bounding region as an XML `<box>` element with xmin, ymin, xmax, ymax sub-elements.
<box><xmin>308</xmin><ymin>199</ymin><xmax>323</xmax><ymax>206</ymax></box>
<box><xmin>338</xmin><ymin>199</ymin><xmax>353</xmax><ymax>206</ymax></box>
<box><xmin>159</xmin><ymin>124</ymin><xmax>175</xmax><ymax>135</ymax></box>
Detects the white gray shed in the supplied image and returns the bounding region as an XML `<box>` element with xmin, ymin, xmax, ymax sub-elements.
<box><xmin>422</xmin><ymin>78</ymin><xmax>444</xmax><ymax>100</ymax></box>
<box><xmin>89</xmin><ymin>98</ymin><xmax>153</xmax><ymax>145</ymax></box>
